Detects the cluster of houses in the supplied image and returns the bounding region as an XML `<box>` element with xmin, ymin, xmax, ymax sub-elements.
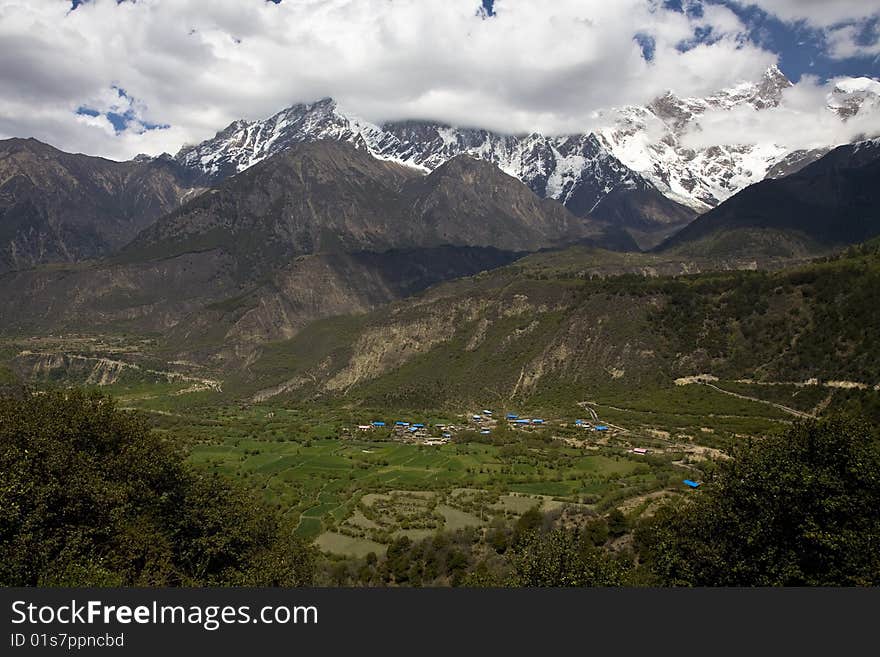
<box><xmin>469</xmin><ymin>410</ymin><xmax>548</xmax><ymax>434</ymax></box>
<box><xmin>351</xmin><ymin>408</ymin><xmax>616</xmax><ymax>445</ymax></box>
<box><xmin>574</xmin><ymin>418</ymin><xmax>610</xmax><ymax>431</ymax></box>
<box><xmin>470</xmin><ymin>410</ymin><xmax>495</xmax><ymax>435</ymax></box>
<box><xmin>354</xmin><ymin>419</ymin><xmax>455</xmax><ymax>445</ymax></box>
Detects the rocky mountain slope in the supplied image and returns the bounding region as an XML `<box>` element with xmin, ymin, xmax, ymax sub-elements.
<box><xmin>174</xmin><ymin>99</ymin><xmax>694</xmax><ymax>248</ymax></box>
<box><xmin>0</xmin><ymin>141</ymin><xmax>617</xmax><ymax>353</ymax></box>
<box><xmin>0</xmin><ymin>138</ymin><xmax>202</xmax><ymax>273</ymax></box>
<box><xmin>658</xmin><ymin>139</ymin><xmax>880</xmax><ymax>257</ymax></box>
<box><xmin>131</xmin><ymin>140</ymin><xmax>613</xmax><ymax>269</ymax></box>
<box><xmin>172</xmin><ymin>67</ymin><xmax>879</xmax><ymax>245</ymax></box>
<box><xmin>229</xmin><ymin>239</ymin><xmax>880</xmax><ymax>414</ymax></box>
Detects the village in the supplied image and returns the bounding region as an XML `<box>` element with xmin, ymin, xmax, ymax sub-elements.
<box><xmin>339</xmin><ymin>408</ymin><xmax>706</xmax><ymax>488</ymax></box>
<box><xmin>346</xmin><ymin>408</ymin><xmax>615</xmax><ymax>446</ymax></box>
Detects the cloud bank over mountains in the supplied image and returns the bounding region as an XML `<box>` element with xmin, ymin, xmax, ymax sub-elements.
<box><xmin>0</xmin><ymin>0</ymin><xmax>877</xmax><ymax>161</ymax></box>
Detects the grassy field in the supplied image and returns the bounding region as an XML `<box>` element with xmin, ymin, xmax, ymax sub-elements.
<box><xmin>168</xmin><ymin>375</ymin><xmax>858</xmax><ymax>555</ymax></box>
<box><xmin>186</xmin><ymin>428</ymin><xmax>680</xmax><ymax>546</ymax></box>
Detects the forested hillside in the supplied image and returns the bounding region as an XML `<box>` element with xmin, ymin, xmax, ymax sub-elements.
<box><xmin>234</xmin><ymin>241</ymin><xmax>880</xmax><ymax>420</ymax></box>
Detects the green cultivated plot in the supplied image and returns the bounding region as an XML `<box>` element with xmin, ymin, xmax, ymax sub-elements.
<box><xmin>314</xmin><ymin>532</ymin><xmax>388</xmax><ymax>558</ymax></box>
<box><xmin>185</xmin><ymin>417</ymin><xmax>680</xmax><ymax>553</ymax></box>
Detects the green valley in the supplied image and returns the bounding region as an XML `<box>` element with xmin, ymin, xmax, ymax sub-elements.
<box><xmin>3</xmin><ymin>240</ymin><xmax>878</xmax><ymax>581</ymax></box>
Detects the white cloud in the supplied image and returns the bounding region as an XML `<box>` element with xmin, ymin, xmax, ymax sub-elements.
<box><xmin>733</xmin><ymin>1</ymin><xmax>880</xmax><ymax>28</ymax></box>
<box><xmin>826</xmin><ymin>22</ymin><xmax>880</xmax><ymax>60</ymax></box>
<box><xmin>681</xmin><ymin>75</ymin><xmax>880</xmax><ymax>151</ymax></box>
<box><xmin>0</xmin><ymin>0</ymin><xmax>866</xmax><ymax>160</ymax></box>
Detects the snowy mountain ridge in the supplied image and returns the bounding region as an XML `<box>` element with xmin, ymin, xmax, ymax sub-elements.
<box><xmin>597</xmin><ymin>66</ymin><xmax>880</xmax><ymax>211</ymax></box>
<box><xmin>175</xmin><ymin>98</ymin><xmax>653</xmax><ymax>220</ymax></box>
<box><xmin>174</xmin><ymin>66</ymin><xmax>880</xmax><ymax>219</ymax></box>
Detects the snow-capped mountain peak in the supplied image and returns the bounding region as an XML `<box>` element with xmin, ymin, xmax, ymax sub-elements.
<box><xmin>827</xmin><ymin>77</ymin><xmax>880</xmax><ymax>119</ymax></box>
<box><xmin>175</xmin><ymin>97</ymin><xmax>398</xmax><ymax>181</ymax></box>
<box><xmin>173</xmin><ymin>66</ymin><xmax>879</xmax><ymax>226</ymax></box>
<box><xmin>598</xmin><ymin>67</ymin><xmax>878</xmax><ymax>211</ymax></box>
<box><xmin>174</xmin><ymin>98</ymin><xmax>654</xmax><ymax>222</ymax></box>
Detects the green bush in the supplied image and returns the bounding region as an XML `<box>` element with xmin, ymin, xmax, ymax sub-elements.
<box><xmin>0</xmin><ymin>389</ymin><xmax>315</xmax><ymax>586</ymax></box>
<box><xmin>636</xmin><ymin>417</ymin><xmax>880</xmax><ymax>586</ymax></box>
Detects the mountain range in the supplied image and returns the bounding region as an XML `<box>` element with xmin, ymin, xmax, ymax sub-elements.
<box><xmin>1</xmin><ymin>65</ymin><xmax>879</xmax><ymax>376</ymax></box>
<box><xmin>0</xmin><ymin>138</ymin><xmax>201</xmax><ymax>273</ymax></box>
<box><xmin>175</xmin><ymin>100</ymin><xmax>693</xmax><ymax>248</ymax></box>
<box><xmin>659</xmin><ymin>139</ymin><xmax>880</xmax><ymax>257</ymax></box>
<box><xmin>173</xmin><ymin>66</ymin><xmax>878</xmax><ymax>245</ymax></box>
<box><xmin>130</xmin><ymin>141</ymin><xmax>610</xmax><ymax>266</ymax></box>
<box><xmin>0</xmin><ymin>141</ymin><xmax>625</xmax><ymax>352</ymax></box>
<box><xmin>2</xmin><ymin>66</ymin><xmax>877</xmax><ymax>274</ymax></box>
<box><xmin>4</xmin><ymin>133</ymin><xmax>878</xmax><ymax>366</ymax></box>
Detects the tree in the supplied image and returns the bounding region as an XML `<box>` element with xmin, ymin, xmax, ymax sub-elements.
<box><xmin>509</xmin><ymin>528</ymin><xmax>628</xmax><ymax>587</ymax></box>
<box><xmin>606</xmin><ymin>509</ymin><xmax>628</xmax><ymax>537</ymax></box>
<box><xmin>487</xmin><ymin>526</ymin><xmax>511</xmax><ymax>553</ymax></box>
<box><xmin>0</xmin><ymin>389</ymin><xmax>314</xmax><ymax>586</ymax></box>
<box><xmin>512</xmin><ymin>506</ymin><xmax>544</xmax><ymax>545</ymax></box>
<box><xmin>636</xmin><ymin>417</ymin><xmax>880</xmax><ymax>586</ymax></box>
<box><xmin>385</xmin><ymin>536</ymin><xmax>413</xmax><ymax>583</ymax></box>
<box><xmin>581</xmin><ymin>517</ymin><xmax>610</xmax><ymax>546</ymax></box>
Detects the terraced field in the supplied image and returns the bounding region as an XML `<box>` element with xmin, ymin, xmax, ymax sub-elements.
<box><xmin>187</xmin><ymin>432</ymin><xmax>678</xmax><ymax>550</ymax></box>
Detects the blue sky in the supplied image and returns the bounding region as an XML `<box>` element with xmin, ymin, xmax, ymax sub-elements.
<box><xmin>703</xmin><ymin>1</ymin><xmax>880</xmax><ymax>81</ymax></box>
<box><xmin>495</xmin><ymin>0</ymin><xmax>878</xmax><ymax>81</ymax></box>
<box><xmin>75</xmin><ymin>86</ymin><xmax>168</xmax><ymax>134</ymax></box>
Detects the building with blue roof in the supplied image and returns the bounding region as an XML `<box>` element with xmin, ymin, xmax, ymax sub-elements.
<box><xmin>595</xmin><ymin>425</ymin><xmax>608</xmax><ymax>431</ymax></box>
<box><xmin>372</xmin><ymin>421</ymin><xmax>386</xmax><ymax>427</ymax></box>
<box><xmin>506</xmin><ymin>414</ymin><xmax>518</xmax><ymax>420</ymax></box>
<box><xmin>683</xmin><ymin>479</ymin><xmax>700</xmax><ymax>489</ymax></box>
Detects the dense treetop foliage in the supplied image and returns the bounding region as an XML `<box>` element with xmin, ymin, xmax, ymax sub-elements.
<box><xmin>0</xmin><ymin>389</ymin><xmax>314</xmax><ymax>586</ymax></box>
<box><xmin>636</xmin><ymin>417</ymin><xmax>880</xmax><ymax>586</ymax></box>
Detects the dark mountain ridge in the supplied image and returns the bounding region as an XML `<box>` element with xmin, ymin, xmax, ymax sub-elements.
<box><xmin>0</xmin><ymin>138</ymin><xmax>201</xmax><ymax>273</ymax></box>
<box><xmin>0</xmin><ymin>140</ymin><xmax>618</xmax><ymax>354</ymax></box>
<box><xmin>124</xmin><ymin>141</ymin><xmax>620</xmax><ymax>276</ymax></box>
<box><xmin>658</xmin><ymin>139</ymin><xmax>880</xmax><ymax>257</ymax></box>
